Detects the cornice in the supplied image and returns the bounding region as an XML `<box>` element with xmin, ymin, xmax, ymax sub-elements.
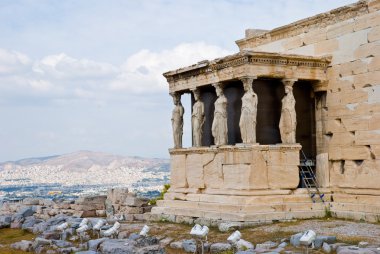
<box><xmin>169</xmin><ymin>144</ymin><xmax>302</xmax><ymax>155</ymax></box>
<box><xmin>236</xmin><ymin>1</ymin><xmax>369</xmax><ymax>48</ymax></box>
<box><xmin>163</xmin><ymin>51</ymin><xmax>330</xmax><ymax>83</ymax></box>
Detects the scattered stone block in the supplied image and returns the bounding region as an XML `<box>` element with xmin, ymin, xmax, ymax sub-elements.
<box><xmin>136</xmin><ymin>236</ymin><xmax>159</xmax><ymax>247</ymax></box>
<box><xmin>0</xmin><ymin>215</ymin><xmax>12</xmax><ymax>228</ymax></box>
<box><xmin>359</xmin><ymin>242</ymin><xmax>369</xmax><ymax>248</ymax></box>
<box><xmin>159</xmin><ymin>237</ymin><xmax>173</xmax><ymax>247</ymax></box>
<box><xmin>23</xmin><ymin>198</ymin><xmax>41</xmax><ymax>205</ymax></box>
<box><xmin>10</xmin><ymin>240</ymin><xmax>33</xmax><ymax>252</ymax></box>
<box><xmin>88</xmin><ymin>238</ymin><xmax>108</xmax><ymax>251</ymax></box>
<box><xmin>237</xmin><ymin>239</ymin><xmax>254</xmax><ymax>250</ymax></box>
<box><xmin>107</xmin><ymin>188</ymin><xmax>129</xmax><ymax>204</ymax></box>
<box><xmin>182</xmin><ymin>239</ymin><xmax>196</xmax><ymax>253</ymax></box>
<box><xmin>170</xmin><ymin>240</ymin><xmax>183</xmax><ymax>249</ymax></box>
<box><xmin>10</xmin><ymin>221</ymin><xmax>23</xmax><ymax>229</ymax></box>
<box><xmin>42</xmin><ymin>230</ymin><xmax>61</xmax><ymax>240</ymax></box>
<box><xmin>175</xmin><ymin>215</ymin><xmax>194</xmax><ymax>225</ymax></box>
<box><xmin>323</xmin><ymin>242</ymin><xmax>332</xmax><ymax>253</ymax></box>
<box><xmin>33</xmin><ymin>222</ymin><xmax>49</xmax><ymax>234</ymax></box>
<box><xmin>124</xmin><ymin>196</ymin><xmax>149</xmax><ymax>207</ymax></box>
<box><xmin>210</xmin><ymin>243</ymin><xmax>232</xmax><ymax>253</ymax></box>
<box><xmin>22</xmin><ymin>216</ymin><xmax>42</xmax><ymax>230</ymax></box>
<box><xmin>76</xmin><ymin>195</ymin><xmax>107</xmax><ymax>206</ymax></box>
<box><xmin>337</xmin><ymin>246</ymin><xmax>378</xmax><ymax>254</ymax></box>
<box><xmin>129</xmin><ymin>233</ymin><xmax>141</xmax><ymax>240</ymax></box>
<box><xmin>32</xmin><ymin>237</ymin><xmax>52</xmax><ymax>250</ymax></box>
<box><xmin>315</xmin><ymin>236</ymin><xmax>337</xmax><ymax>248</ymax></box>
<box><xmin>96</xmin><ymin>209</ymin><xmax>106</xmax><ymax>217</ymax></box>
<box><xmin>290</xmin><ymin>233</ymin><xmax>303</xmax><ymax>247</ymax></box>
<box><xmin>99</xmin><ymin>239</ymin><xmax>137</xmax><ymax>254</ymax></box>
<box><xmin>52</xmin><ymin>240</ymin><xmax>73</xmax><ymax>248</ymax></box>
<box><xmin>218</xmin><ymin>222</ymin><xmax>241</xmax><ymax>232</ymax></box>
<box><xmin>120</xmin><ymin>206</ymin><xmax>144</xmax><ymax>214</ymax></box>
<box><xmin>105</xmin><ymin>199</ymin><xmax>114</xmax><ymax>218</ymax></box>
<box><xmin>256</xmin><ymin>241</ymin><xmax>277</xmax><ymax>249</ymax></box>
<box><xmin>18</xmin><ymin>206</ymin><xmax>35</xmax><ymax>218</ymax></box>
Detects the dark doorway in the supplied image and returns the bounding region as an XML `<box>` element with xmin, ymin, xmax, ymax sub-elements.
<box><xmin>293</xmin><ymin>81</ymin><xmax>316</xmax><ymax>159</ymax></box>
<box><xmin>253</xmin><ymin>79</ymin><xmax>284</xmax><ymax>144</ymax></box>
<box><xmin>195</xmin><ymin>86</ymin><xmax>217</xmax><ymax>146</ymax></box>
<box><xmin>224</xmin><ymin>81</ymin><xmax>244</xmax><ymax>145</ymax></box>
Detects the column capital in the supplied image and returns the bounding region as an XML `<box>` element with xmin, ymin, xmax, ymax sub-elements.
<box><xmin>313</xmin><ymin>80</ymin><xmax>328</xmax><ymax>92</ymax></box>
<box><xmin>281</xmin><ymin>78</ymin><xmax>297</xmax><ymax>87</ymax></box>
<box><xmin>169</xmin><ymin>91</ymin><xmax>183</xmax><ymax>99</ymax></box>
<box><xmin>239</xmin><ymin>76</ymin><xmax>258</xmax><ymax>84</ymax></box>
<box><xmin>212</xmin><ymin>82</ymin><xmax>224</xmax><ymax>89</ymax></box>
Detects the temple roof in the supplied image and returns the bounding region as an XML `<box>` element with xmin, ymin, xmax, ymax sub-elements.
<box><xmin>163</xmin><ymin>50</ymin><xmax>330</xmax><ymax>93</ymax></box>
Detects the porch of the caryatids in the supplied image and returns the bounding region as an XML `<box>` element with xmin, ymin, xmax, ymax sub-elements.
<box><xmin>239</xmin><ymin>76</ymin><xmax>258</xmax><ymax>144</ymax></box>
<box><xmin>212</xmin><ymin>83</ymin><xmax>228</xmax><ymax>146</ymax></box>
<box><xmin>279</xmin><ymin>79</ymin><xmax>297</xmax><ymax>144</ymax></box>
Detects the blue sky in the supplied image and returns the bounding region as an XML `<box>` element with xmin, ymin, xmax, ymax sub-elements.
<box><xmin>0</xmin><ymin>0</ymin><xmax>356</xmax><ymax>161</ymax></box>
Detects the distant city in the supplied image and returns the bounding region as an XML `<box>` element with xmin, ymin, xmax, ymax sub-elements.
<box><xmin>0</xmin><ymin>151</ymin><xmax>170</xmax><ymax>201</ymax></box>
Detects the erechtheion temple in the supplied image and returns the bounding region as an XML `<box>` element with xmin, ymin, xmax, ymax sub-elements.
<box><xmin>151</xmin><ymin>0</ymin><xmax>380</xmax><ymax>223</ymax></box>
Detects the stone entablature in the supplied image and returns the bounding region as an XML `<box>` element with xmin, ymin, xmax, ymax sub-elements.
<box><xmin>236</xmin><ymin>1</ymin><xmax>369</xmax><ymax>50</ymax></box>
<box><xmin>164</xmin><ymin>51</ymin><xmax>330</xmax><ymax>93</ymax></box>
<box><xmin>169</xmin><ymin>144</ymin><xmax>301</xmax><ymax>192</ymax></box>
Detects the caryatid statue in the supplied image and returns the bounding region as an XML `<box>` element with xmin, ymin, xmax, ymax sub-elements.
<box><xmin>279</xmin><ymin>79</ymin><xmax>297</xmax><ymax>144</ymax></box>
<box><xmin>239</xmin><ymin>76</ymin><xmax>258</xmax><ymax>144</ymax></box>
<box><xmin>171</xmin><ymin>92</ymin><xmax>184</xmax><ymax>149</ymax></box>
<box><xmin>212</xmin><ymin>83</ymin><xmax>228</xmax><ymax>146</ymax></box>
<box><xmin>191</xmin><ymin>88</ymin><xmax>205</xmax><ymax>147</ymax></box>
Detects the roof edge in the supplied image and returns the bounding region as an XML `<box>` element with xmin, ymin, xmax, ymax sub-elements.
<box><xmin>236</xmin><ymin>0</ymin><xmax>369</xmax><ymax>48</ymax></box>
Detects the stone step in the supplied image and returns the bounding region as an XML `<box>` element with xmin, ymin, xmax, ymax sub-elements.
<box><xmin>330</xmin><ymin>202</ymin><xmax>380</xmax><ymax>214</ymax></box>
<box><xmin>151</xmin><ymin>206</ymin><xmax>326</xmax><ymax>222</ymax></box>
<box><xmin>333</xmin><ymin>193</ymin><xmax>380</xmax><ymax>204</ymax></box>
<box><xmin>331</xmin><ymin>210</ymin><xmax>380</xmax><ymax>223</ymax></box>
<box><xmin>157</xmin><ymin>199</ymin><xmax>327</xmax><ymax>214</ymax></box>
<box><xmin>165</xmin><ymin>193</ymin><xmax>331</xmax><ymax>205</ymax></box>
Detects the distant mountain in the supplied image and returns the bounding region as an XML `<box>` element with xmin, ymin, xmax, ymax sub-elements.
<box><xmin>0</xmin><ymin>151</ymin><xmax>170</xmax><ymax>198</ymax></box>
<box><xmin>2</xmin><ymin>155</ymin><xmax>60</xmax><ymax>166</ymax></box>
<box><xmin>0</xmin><ymin>151</ymin><xmax>168</xmax><ymax>171</ymax></box>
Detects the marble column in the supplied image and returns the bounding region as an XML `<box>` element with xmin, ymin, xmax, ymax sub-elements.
<box><xmin>279</xmin><ymin>79</ymin><xmax>297</xmax><ymax>144</ymax></box>
<box><xmin>191</xmin><ymin>88</ymin><xmax>205</xmax><ymax>147</ymax></box>
<box><xmin>171</xmin><ymin>92</ymin><xmax>184</xmax><ymax>149</ymax></box>
<box><xmin>239</xmin><ymin>76</ymin><xmax>258</xmax><ymax>144</ymax></box>
<box><xmin>212</xmin><ymin>83</ymin><xmax>228</xmax><ymax>146</ymax></box>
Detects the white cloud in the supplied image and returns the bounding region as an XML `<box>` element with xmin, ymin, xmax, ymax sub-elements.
<box><xmin>33</xmin><ymin>53</ymin><xmax>119</xmax><ymax>80</ymax></box>
<box><xmin>110</xmin><ymin>42</ymin><xmax>232</xmax><ymax>93</ymax></box>
<box><xmin>0</xmin><ymin>42</ymin><xmax>232</xmax><ymax>101</ymax></box>
<box><xmin>0</xmin><ymin>49</ymin><xmax>31</xmax><ymax>75</ymax></box>
<box><xmin>29</xmin><ymin>79</ymin><xmax>58</xmax><ymax>93</ymax></box>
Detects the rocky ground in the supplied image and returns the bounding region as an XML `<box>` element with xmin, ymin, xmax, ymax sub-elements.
<box><xmin>1</xmin><ymin>189</ymin><xmax>380</xmax><ymax>254</ymax></box>
<box><xmin>1</xmin><ymin>218</ymin><xmax>380</xmax><ymax>254</ymax></box>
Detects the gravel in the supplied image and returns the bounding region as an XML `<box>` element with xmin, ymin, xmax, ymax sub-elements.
<box><xmin>251</xmin><ymin>219</ymin><xmax>380</xmax><ymax>243</ymax></box>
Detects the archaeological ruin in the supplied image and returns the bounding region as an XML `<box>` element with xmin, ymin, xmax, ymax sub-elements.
<box><xmin>151</xmin><ymin>0</ymin><xmax>380</xmax><ymax>223</ymax></box>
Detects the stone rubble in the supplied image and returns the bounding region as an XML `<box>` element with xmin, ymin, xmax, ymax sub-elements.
<box><xmin>0</xmin><ymin>188</ymin><xmax>164</xmax><ymax>253</ymax></box>
<box><xmin>2</xmin><ymin>189</ymin><xmax>380</xmax><ymax>253</ymax></box>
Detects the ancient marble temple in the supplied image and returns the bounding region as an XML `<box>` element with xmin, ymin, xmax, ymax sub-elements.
<box><xmin>151</xmin><ymin>0</ymin><xmax>380</xmax><ymax>223</ymax></box>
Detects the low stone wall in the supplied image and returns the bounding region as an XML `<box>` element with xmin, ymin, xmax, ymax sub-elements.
<box><xmin>170</xmin><ymin>144</ymin><xmax>301</xmax><ymax>192</ymax></box>
<box><xmin>105</xmin><ymin>188</ymin><xmax>152</xmax><ymax>221</ymax></box>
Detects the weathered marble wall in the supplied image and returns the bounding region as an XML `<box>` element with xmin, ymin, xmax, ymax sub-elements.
<box><xmin>169</xmin><ymin>145</ymin><xmax>301</xmax><ymax>192</ymax></box>
<box><xmin>237</xmin><ymin>0</ymin><xmax>380</xmax><ymax>190</ymax></box>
